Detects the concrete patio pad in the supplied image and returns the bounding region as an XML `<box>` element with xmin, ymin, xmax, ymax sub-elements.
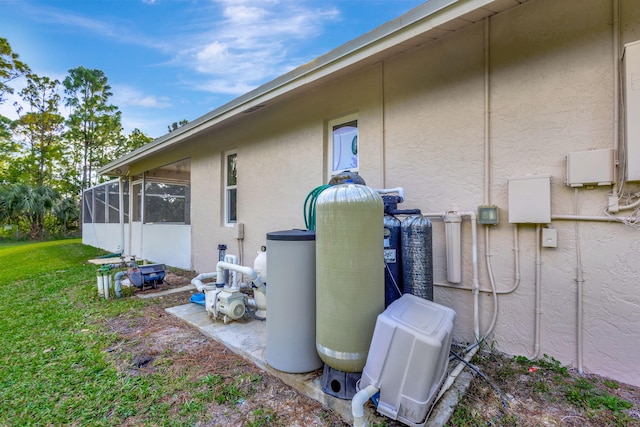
<box><xmin>166</xmin><ymin>302</ymin><xmax>473</xmax><ymax>426</ymax></box>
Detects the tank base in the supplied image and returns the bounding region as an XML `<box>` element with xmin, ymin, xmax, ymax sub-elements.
<box><xmin>320</xmin><ymin>364</ymin><xmax>361</xmax><ymax>400</ymax></box>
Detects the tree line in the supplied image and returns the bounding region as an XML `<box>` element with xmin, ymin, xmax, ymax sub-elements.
<box><xmin>0</xmin><ymin>38</ymin><xmax>157</xmax><ymax>240</ymax></box>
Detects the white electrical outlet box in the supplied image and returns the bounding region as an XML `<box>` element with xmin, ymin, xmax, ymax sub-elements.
<box><xmin>542</xmin><ymin>228</ymin><xmax>558</xmax><ymax>248</ymax></box>
<box><xmin>508</xmin><ymin>175</ymin><xmax>551</xmax><ymax>224</ymax></box>
<box><xmin>566</xmin><ymin>149</ymin><xmax>614</xmax><ymax>187</ymax></box>
<box><xmin>624</xmin><ymin>40</ymin><xmax>640</xmax><ymax>181</ymax></box>
<box><xmin>236</xmin><ymin>223</ymin><xmax>244</xmax><ymax>239</ymax></box>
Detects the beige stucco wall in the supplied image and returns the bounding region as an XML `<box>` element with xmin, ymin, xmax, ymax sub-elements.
<box><xmin>381</xmin><ymin>0</ymin><xmax>640</xmax><ymax>386</ymax></box>
<box><xmin>131</xmin><ymin>0</ymin><xmax>640</xmax><ymax>386</ymax></box>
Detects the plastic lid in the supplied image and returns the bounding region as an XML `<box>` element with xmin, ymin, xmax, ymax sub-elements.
<box><xmin>267</xmin><ymin>229</ymin><xmax>316</xmax><ymax>241</ymax></box>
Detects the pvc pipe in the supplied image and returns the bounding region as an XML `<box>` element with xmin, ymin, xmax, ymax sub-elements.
<box><xmin>444</xmin><ymin>212</ymin><xmax>462</xmax><ymax>283</ymax></box>
<box><xmin>528</xmin><ymin>225</ymin><xmax>542</xmax><ymax>360</ymax></box>
<box><xmin>191</xmin><ymin>272</ymin><xmax>218</xmax><ymax>292</ymax></box>
<box><xmin>118</xmin><ymin>178</ymin><xmax>125</xmax><ymax>258</ymax></box>
<box><xmin>375</xmin><ymin>187</ymin><xmax>404</xmax><ymax>202</ymax></box>
<box><xmin>482</xmin><ymin>227</ymin><xmax>499</xmax><ymax>340</ymax></box>
<box><xmin>484</xmin><ymin>16</ymin><xmax>490</xmax><ymax>206</ymax></box>
<box><xmin>456</xmin><ymin>211</ymin><xmax>480</xmax><ymax>341</ymax></box>
<box><xmin>96</xmin><ymin>270</ymin><xmax>104</xmax><ymax>297</ymax></box>
<box><xmin>216</xmin><ymin>261</ymin><xmax>265</xmax><ymax>289</ymax></box>
<box><xmin>551</xmin><ymin>214</ymin><xmax>635</xmax><ymax>222</ymax></box>
<box><xmin>615</xmin><ymin>198</ymin><xmax>640</xmax><ymax>212</ymax></box>
<box><xmin>574</xmin><ymin>190</ymin><xmax>585</xmax><ymax>374</ymax></box>
<box><xmin>104</xmin><ymin>270</ymin><xmax>111</xmax><ymax>300</ymax></box>
<box><xmin>352</xmin><ymin>385</ymin><xmax>379</xmax><ymax>427</ymax></box>
<box><xmin>434</xmin><ymin>224</ymin><xmax>521</xmax><ymax>295</ymax></box>
<box><xmin>114</xmin><ymin>271</ymin><xmax>127</xmax><ymax>298</ymax></box>
<box><xmin>436</xmin><ymin>345</ymin><xmax>480</xmax><ymax>403</ymax></box>
<box><xmin>612</xmin><ymin>0</ymin><xmax>620</xmax><ymax>195</ymax></box>
<box><xmin>224</xmin><ymin>254</ymin><xmax>238</xmax><ymax>288</ymax></box>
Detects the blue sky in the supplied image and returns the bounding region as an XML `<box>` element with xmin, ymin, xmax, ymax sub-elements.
<box><xmin>1</xmin><ymin>0</ymin><xmax>425</xmax><ymax>139</ymax></box>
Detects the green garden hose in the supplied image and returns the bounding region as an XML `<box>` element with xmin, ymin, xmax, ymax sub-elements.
<box><xmin>304</xmin><ymin>185</ymin><xmax>331</xmax><ymax>230</ymax></box>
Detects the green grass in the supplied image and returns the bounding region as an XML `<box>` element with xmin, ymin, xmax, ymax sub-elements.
<box><xmin>0</xmin><ymin>239</ymin><xmax>280</xmax><ymax>426</ymax></box>
<box><xmin>0</xmin><ymin>240</ymin><xmax>190</xmax><ymax>426</ymax></box>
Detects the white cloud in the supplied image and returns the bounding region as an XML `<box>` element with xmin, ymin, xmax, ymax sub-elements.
<box><xmin>111</xmin><ymin>85</ymin><xmax>172</xmax><ymax>109</ymax></box>
<box><xmin>175</xmin><ymin>0</ymin><xmax>340</xmax><ymax>94</ymax></box>
<box><xmin>194</xmin><ymin>79</ymin><xmax>256</xmax><ymax>96</ymax></box>
<box><xmin>22</xmin><ymin>4</ymin><xmax>172</xmax><ymax>52</ymax></box>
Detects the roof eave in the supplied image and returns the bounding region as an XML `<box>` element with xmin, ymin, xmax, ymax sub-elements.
<box><xmin>99</xmin><ymin>0</ymin><xmax>517</xmax><ymax>177</ymax></box>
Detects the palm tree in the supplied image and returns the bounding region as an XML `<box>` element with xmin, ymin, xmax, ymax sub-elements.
<box><xmin>52</xmin><ymin>195</ymin><xmax>79</xmax><ymax>235</ymax></box>
<box><xmin>0</xmin><ymin>183</ymin><xmax>59</xmax><ymax>239</ymax></box>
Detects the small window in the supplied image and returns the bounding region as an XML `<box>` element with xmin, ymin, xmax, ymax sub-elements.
<box><xmin>225</xmin><ymin>151</ymin><xmax>237</xmax><ymax>225</ymax></box>
<box><xmin>329</xmin><ymin>114</ymin><xmax>358</xmax><ymax>176</ymax></box>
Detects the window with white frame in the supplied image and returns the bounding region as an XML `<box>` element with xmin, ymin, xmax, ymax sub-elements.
<box><xmin>329</xmin><ymin>114</ymin><xmax>358</xmax><ymax>176</ymax></box>
<box><xmin>225</xmin><ymin>151</ymin><xmax>237</xmax><ymax>225</ymax></box>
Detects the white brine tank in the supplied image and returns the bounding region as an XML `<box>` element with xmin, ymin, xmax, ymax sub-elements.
<box><xmin>266</xmin><ymin>230</ymin><xmax>322</xmax><ymax>373</ymax></box>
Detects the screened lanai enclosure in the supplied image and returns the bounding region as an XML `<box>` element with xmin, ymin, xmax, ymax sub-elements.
<box><xmin>82</xmin><ymin>159</ymin><xmax>192</xmax><ymax>269</ymax></box>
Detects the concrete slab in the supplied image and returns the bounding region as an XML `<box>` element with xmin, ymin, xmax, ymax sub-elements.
<box><xmin>166</xmin><ymin>302</ymin><xmax>473</xmax><ymax>426</ymax></box>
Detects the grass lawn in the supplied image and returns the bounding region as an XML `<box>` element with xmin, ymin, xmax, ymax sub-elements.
<box><xmin>0</xmin><ymin>239</ymin><xmax>176</xmax><ymax>426</ymax></box>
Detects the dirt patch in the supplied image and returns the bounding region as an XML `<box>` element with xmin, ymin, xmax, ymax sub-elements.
<box><xmin>449</xmin><ymin>349</ymin><xmax>640</xmax><ymax>426</ymax></box>
<box><xmin>104</xmin><ymin>291</ymin><xmax>348</xmax><ymax>426</ymax></box>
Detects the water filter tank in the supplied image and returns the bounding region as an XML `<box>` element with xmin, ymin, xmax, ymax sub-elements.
<box><xmin>384</xmin><ymin>214</ymin><xmax>403</xmax><ymax>307</ymax></box>
<box><xmin>316</xmin><ymin>183</ymin><xmax>384</xmax><ymax>372</ymax></box>
<box><xmin>402</xmin><ymin>215</ymin><xmax>433</xmax><ymax>301</ymax></box>
<box><xmin>266</xmin><ymin>230</ymin><xmax>322</xmax><ymax>373</ymax></box>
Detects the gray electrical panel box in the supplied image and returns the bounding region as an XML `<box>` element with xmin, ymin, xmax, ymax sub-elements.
<box><xmin>508</xmin><ymin>175</ymin><xmax>551</xmax><ymax>224</ymax></box>
<box><xmin>624</xmin><ymin>40</ymin><xmax>640</xmax><ymax>181</ymax></box>
<box><xmin>566</xmin><ymin>149</ymin><xmax>614</xmax><ymax>187</ymax></box>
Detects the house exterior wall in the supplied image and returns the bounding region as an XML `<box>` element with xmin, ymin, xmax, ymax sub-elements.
<box><xmin>382</xmin><ymin>0</ymin><xmax>640</xmax><ymax>386</ymax></box>
<box><xmin>82</xmin><ymin>223</ymin><xmax>124</xmax><ymax>254</ymax></box>
<box><xmin>124</xmin><ymin>0</ymin><xmax>640</xmax><ymax>386</ymax></box>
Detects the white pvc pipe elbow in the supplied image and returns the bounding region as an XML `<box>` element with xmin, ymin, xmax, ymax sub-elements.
<box><xmin>352</xmin><ymin>385</ymin><xmax>379</xmax><ymax>427</ymax></box>
<box><xmin>216</xmin><ymin>261</ymin><xmax>265</xmax><ymax>288</ymax></box>
<box><xmin>191</xmin><ymin>272</ymin><xmax>218</xmax><ymax>292</ymax></box>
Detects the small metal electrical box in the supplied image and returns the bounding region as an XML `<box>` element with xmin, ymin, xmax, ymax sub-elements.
<box><xmin>508</xmin><ymin>175</ymin><xmax>551</xmax><ymax>224</ymax></box>
<box><xmin>542</xmin><ymin>228</ymin><xmax>558</xmax><ymax>248</ymax></box>
<box><xmin>478</xmin><ymin>205</ymin><xmax>499</xmax><ymax>225</ymax></box>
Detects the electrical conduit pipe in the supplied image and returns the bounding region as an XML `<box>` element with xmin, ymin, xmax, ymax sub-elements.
<box><xmin>352</xmin><ymin>385</ymin><xmax>380</xmax><ymax>427</ymax></box>
<box><xmin>528</xmin><ymin>225</ymin><xmax>542</xmax><ymax>360</ymax></box>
